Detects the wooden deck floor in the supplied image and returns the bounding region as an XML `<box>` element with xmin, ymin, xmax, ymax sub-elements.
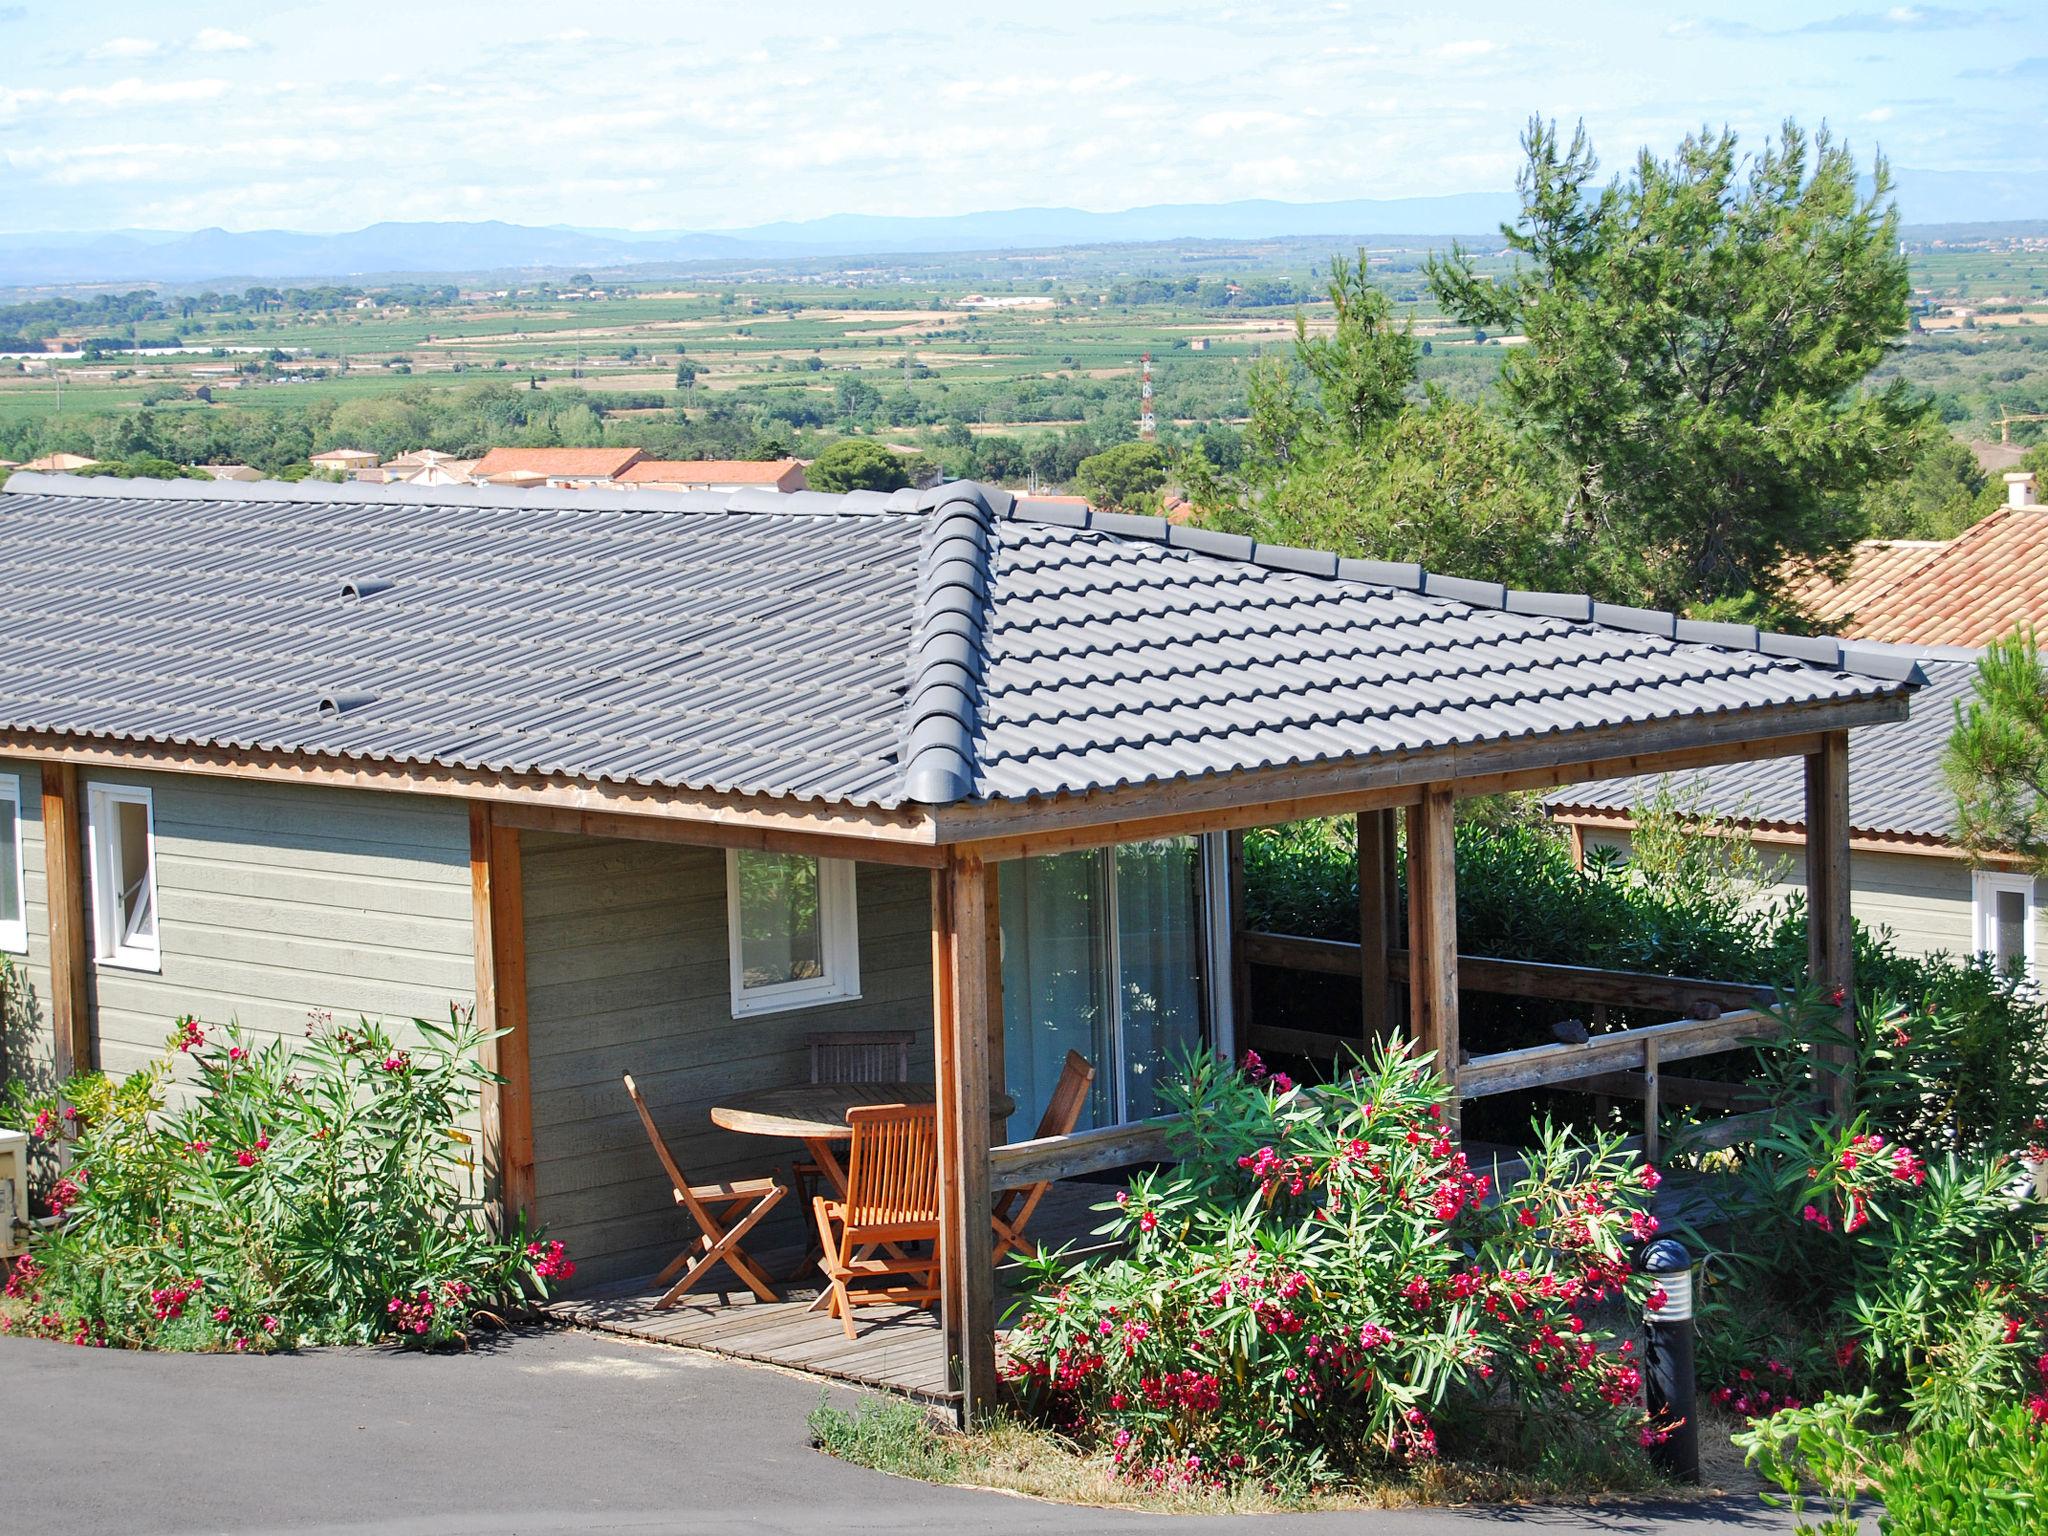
<box><xmin>544</xmin><ymin>1178</ymin><xmax>1115</xmax><ymax>1402</ymax></box>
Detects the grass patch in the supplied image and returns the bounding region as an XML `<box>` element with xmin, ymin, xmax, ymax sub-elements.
<box><xmin>807</xmin><ymin>1393</ymin><xmax>1709</xmax><ymax>1514</ymax></box>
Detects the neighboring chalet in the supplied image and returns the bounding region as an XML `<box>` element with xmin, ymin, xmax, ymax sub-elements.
<box><xmin>468</xmin><ymin>446</ymin><xmax>645</xmax><ymax>488</ymax></box>
<box><xmin>1547</xmin><ymin>656</ymin><xmax>2038</xmax><ymax>977</ymax></box>
<box><xmin>195</xmin><ymin>465</ymin><xmax>263</xmax><ymax>483</ymax></box>
<box><xmin>18</xmin><ymin>453</ymin><xmax>98</xmax><ymax>474</ymax></box>
<box><xmin>1783</xmin><ymin>471</ymin><xmax>2044</xmax><ymax>647</ymax></box>
<box><xmin>0</xmin><ymin>473</ymin><xmax>1920</xmax><ymax>1415</ymax></box>
<box><xmin>617</xmin><ymin>458</ymin><xmax>807</xmax><ymax>494</ymax></box>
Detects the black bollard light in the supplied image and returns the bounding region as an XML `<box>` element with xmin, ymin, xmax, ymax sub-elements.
<box><xmin>1640</xmin><ymin>1237</ymin><xmax>1700</xmax><ymax>1483</ymax></box>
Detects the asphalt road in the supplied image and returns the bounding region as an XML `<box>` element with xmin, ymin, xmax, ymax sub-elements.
<box><xmin>1</xmin><ymin>1327</ymin><xmax>1797</xmax><ymax>1536</ymax></box>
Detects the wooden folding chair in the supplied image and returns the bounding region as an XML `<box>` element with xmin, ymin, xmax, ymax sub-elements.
<box><xmin>812</xmin><ymin>1102</ymin><xmax>941</xmax><ymax>1338</ymax></box>
<box><xmin>791</xmin><ymin>1030</ymin><xmax>918</xmax><ymax>1247</ymax></box>
<box><xmin>992</xmin><ymin>1049</ymin><xmax>1096</xmax><ymax>1263</ymax></box>
<box><xmin>623</xmin><ymin>1073</ymin><xmax>786</xmax><ymax>1306</ymax></box>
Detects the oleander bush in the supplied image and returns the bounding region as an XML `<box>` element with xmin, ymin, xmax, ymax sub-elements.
<box><xmin>1</xmin><ymin>1010</ymin><xmax>569</xmax><ymax>1350</ymax></box>
<box><xmin>1003</xmin><ymin>1044</ymin><xmax>1671</xmax><ymax>1493</ymax></box>
<box><xmin>1688</xmin><ymin>987</ymin><xmax>2048</xmax><ymax>1429</ymax></box>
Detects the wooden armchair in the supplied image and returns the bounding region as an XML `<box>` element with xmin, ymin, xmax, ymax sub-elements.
<box><xmin>623</xmin><ymin>1073</ymin><xmax>785</xmax><ymax>1306</ymax></box>
<box><xmin>992</xmin><ymin>1049</ymin><xmax>1096</xmax><ymax>1263</ymax></box>
<box><xmin>812</xmin><ymin>1102</ymin><xmax>941</xmax><ymax>1338</ymax></box>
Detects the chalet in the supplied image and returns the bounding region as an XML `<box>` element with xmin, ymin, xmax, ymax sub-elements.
<box><xmin>0</xmin><ymin>472</ymin><xmax>1919</xmax><ymax>1416</ymax></box>
<box><xmin>18</xmin><ymin>453</ymin><xmax>99</xmax><ymax>474</ymax></box>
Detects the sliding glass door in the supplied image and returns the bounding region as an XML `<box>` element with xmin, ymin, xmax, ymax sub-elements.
<box><xmin>998</xmin><ymin>836</ymin><xmax>1210</xmax><ymax>1142</ymax></box>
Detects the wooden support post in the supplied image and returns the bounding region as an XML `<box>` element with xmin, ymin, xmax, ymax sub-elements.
<box><xmin>1225</xmin><ymin>829</ymin><xmax>1250</xmax><ymax>1043</ymax></box>
<box><xmin>1804</xmin><ymin>732</ymin><xmax>1855</xmax><ymax>1120</ymax></box>
<box><xmin>469</xmin><ymin>804</ymin><xmax>535</xmax><ymax>1229</ymax></box>
<box><xmin>1404</xmin><ymin>788</ymin><xmax>1460</xmax><ymax>1100</ymax></box>
<box><xmin>1357</xmin><ymin>809</ymin><xmax>1395</xmax><ymax>1045</ymax></box>
<box><xmin>932</xmin><ymin>854</ymin><xmax>998</xmax><ymax>1422</ymax></box>
<box><xmin>39</xmin><ymin>763</ymin><xmax>90</xmax><ymax>1081</ymax></box>
<box><xmin>1642</xmin><ymin>1038</ymin><xmax>1662</xmax><ymax>1163</ymax></box>
<box><xmin>1567</xmin><ymin>822</ymin><xmax>1587</xmax><ymax>872</ymax></box>
<box><xmin>985</xmin><ymin>863</ymin><xmax>1008</xmax><ymax>1148</ymax></box>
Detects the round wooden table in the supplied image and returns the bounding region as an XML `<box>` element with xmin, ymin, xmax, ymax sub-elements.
<box><xmin>711</xmin><ymin>1082</ymin><xmax>1014</xmax><ymax>1198</ymax></box>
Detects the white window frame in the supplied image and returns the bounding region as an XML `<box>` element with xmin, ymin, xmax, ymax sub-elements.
<box><xmin>725</xmin><ymin>850</ymin><xmax>859</xmax><ymax>1017</ymax></box>
<box><xmin>1972</xmin><ymin>870</ymin><xmax>2037</xmax><ymax>982</ymax></box>
<box><xmin>87</xmin><ymin>782</ymin><xmax>161</xmax><ymax>972</ymax></box>
<box><xmin>0</xmin><ymin>774</ymin><xmax>24</xmax><ymax>954</ymax></box>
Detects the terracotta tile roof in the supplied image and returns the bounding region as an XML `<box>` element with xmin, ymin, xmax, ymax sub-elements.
<box><xmin>468</xmin><ymin>446</ymin><xmax>644</xmax><ymax>480</ymax></box>
<box><xmin>1782</xmin><ymin>540</ymin><xmax>1946</xmax><ymax>631</ymax></box>
<box><xmin>617</xmin><ymin>458</ymin><xmax>800</xmax><ymax>485</ymax></box>
<box><xmin>1788</xmin><ymin>508</ymin><xmax>2048</xmax><ymax>647</ymax></box>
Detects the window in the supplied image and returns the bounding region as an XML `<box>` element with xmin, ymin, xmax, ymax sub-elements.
<box><xmin>1973</xmin><ymin>871</ymin><xmax>2036</xmax><ymax>983</ymax></box>
<box><xmin>88</xmin><ymin>783</ymin><xmax>160</xmax><ymax>970</ymax></box>
<box><xmin>0</xmin><ymin>774</ymin><xmax>23</xmax><ymax>954</ymax></box>
<box><xmin>725</xmin><ymin>850</ymin><xmax>858</xmax><ymax>1016</ymax></box>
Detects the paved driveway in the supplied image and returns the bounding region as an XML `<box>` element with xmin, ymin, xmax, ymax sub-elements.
<box><xmin>1</xmin><ymin>1327</ymin><xmax>1795</xmax><ymax>1536</ymax></box>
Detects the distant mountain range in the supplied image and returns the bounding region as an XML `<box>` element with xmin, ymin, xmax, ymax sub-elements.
<box><xmin>1</xmin><ymin>169</ymin><xmax>2041</xmax><ymax>289</ymax></box>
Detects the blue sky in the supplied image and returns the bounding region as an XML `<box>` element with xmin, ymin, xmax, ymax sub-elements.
<box><xmin>0</xmin><ymin>0</ymin><xmax>2039</xmax><ymax>233</ymax></box>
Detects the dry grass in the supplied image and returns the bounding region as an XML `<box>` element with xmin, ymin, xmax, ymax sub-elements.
<box><xmin>809</xmin><ymin>1393</ymin><xmax>1764</xmax><ymax>1516</ymax></box>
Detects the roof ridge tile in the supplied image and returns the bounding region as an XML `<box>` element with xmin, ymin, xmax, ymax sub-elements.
<box><xmin>898</xmin><ymin>484</ymin><xmax>1004</xmax><ymax>804</ymax></box>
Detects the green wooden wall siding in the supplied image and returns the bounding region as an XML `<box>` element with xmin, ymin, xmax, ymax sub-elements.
<box><xmin>520</xmin><ymin>832</ymin><xmax>936</xmax><ymax>1288</ymax></box>
<box><xmin>0</xmin><ymin>761</ymin><xmax>477</xmax><ymax>1100</ymax></box>
<box><xmin>0</xmin><ymin>760</ymin><xmax>54</xmax><ymax>1090</ymax></box>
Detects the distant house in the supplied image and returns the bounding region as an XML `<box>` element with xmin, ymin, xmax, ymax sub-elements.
<box><xmin>195</xmin><ymin>465</ymin><xmax>263</xmax><ymax>483</ymax></box>
<box><xmin>467</xmin><ymin>446</ymin><xmax>645</xmax><ymax>488</ymax></box>
<box><xmin>1547</xmin><ymin>654</ymin><xmax>2045</xmax><ymax>978</ymax></box>
<box><xmin>308</xmin><ymin>448</ymin><xmax>379</xmax><ymax>474</ymax></box>
<box><xmin>1783</xmin><ymin>472</ymin><xmax>2044</xmax><ymax>647</ymax></box>
<box><xmin>385</xmin><ymin>449</ymin><xmax>458</xmax><ymax>471</ymax></box>
<box><xmin>20</xmin><ymin>453</ymin><xmax>100</xmax><ymax>474</ymax></box>
<box><xmin>616</xmin><ymin>458</ymin><xmax>806</xmax><ymax>494</ymax></box>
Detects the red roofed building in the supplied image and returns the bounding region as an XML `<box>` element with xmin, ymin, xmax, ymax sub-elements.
<box><xmin>616</xmin><ymin>458</ymin><xmax>807</xmax><ymax>493</ymax></box>
<box><xmin>1785</xmin><ymin>472</ymin><xmax>2047</xmax><ymax>647</ymax></box>
<box><xmin>469</xmin><ymin>447</ymin><xmax>646</xmax><ymax>487</ymax></box>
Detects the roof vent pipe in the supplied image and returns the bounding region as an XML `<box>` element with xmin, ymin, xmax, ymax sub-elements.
<box><xmin>317</xmin><ymin>690</ymin><xmax>375</xmax><ymax>716</ymax></box>
<box><xmin>340</xmin><ymin>577</ymin><xmax>394</xmax><ymax>600</ymax></box>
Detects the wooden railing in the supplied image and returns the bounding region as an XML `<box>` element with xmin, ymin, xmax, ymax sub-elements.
<box><xmin>989</xmin><ymin>1116</ymin><xmax>1177</xmax><ymax>1189</ymax></box>
<box><xmin>1239</xmin><ymin>928</ymin><xmax>1782</xmax><ymax>1158</ymax></box>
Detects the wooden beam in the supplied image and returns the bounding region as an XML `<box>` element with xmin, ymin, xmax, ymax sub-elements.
<box><xmin>469</xmin><ymin>805</ymin><xmax>535</xmax><ymax>1228</ymax></box>
<box><xmin>1806</xmin><ymin>731</ymin><xmax>1855</xmax><ymax>1119</ymax></box>
<box><xmin>1405</xmin><ymin>788</ymin><xmax>1459</xmax><ymax>1086</ymax></box>
<box><xmin>39</xmin><ymin>763</ymin><xmax>90</xmax><ymax>1080</ymax></box>
<box><xmin>1357</xmin><ymin>809</ymin><xmax>1395</xmax><ymax>1044</ymax></box>
<box><xmin>989</xmin><ymin>1116</ymin><xmax>1178</xmax><ymax>1188</ymax></box>
<box><xmin>490</xmin><ymin>801</ymin><xmax>946</xmax><ymax>868</ymax></box>
<box><xmin>958</xmin><ymin>783</ymin><xmax>1420</xmax><ymax>864</ymax></box>
<box><xmin>1455</xmin><ymin>1009</ymin><xmax>1773</xmax><ymax>1098</ymax></box>
<box><xmin>932</xmin><ymin>854</ymin><xmax>998</xmax><ymax>1421</ymax></box>
<box><xmin>0</xmin><ymin>731</ymin><xmax>940</xmax><ymax>848</ymax></box>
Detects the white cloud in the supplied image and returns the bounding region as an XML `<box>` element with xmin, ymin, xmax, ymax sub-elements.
<box><xmin>1432</xmin><ymin>38</ymin><xmax>1500</xmax><ymax>59</ymax></box>
<box><xmin>87</xmin><ymin>36</ymin><xmax>158</xmax><ymax>60</ymax></box>
<box><xmin>55</xmin><ymin>78</ymin><xmax>232</xmax><ymax>108</ymax></box>
<box><xmin>190</xmin><ymin>27</ymin><xmax>255</xmax><ymax>52</ymax></box>
<box><xmin>1863</xmin><ymin>105</ymin><xmax>1895</xmax><ymax>121</ymax></box>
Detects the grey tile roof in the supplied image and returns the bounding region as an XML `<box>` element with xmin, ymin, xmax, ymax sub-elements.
<box><xmin>1545</xmin><ymin>656</ymin><xmax>1979</xmax><ymax>843</ymax></box>
<box><xmin>0</xmin><ymin>474</ymin><xmax>1922</xmax><ymax>812</ymax></box>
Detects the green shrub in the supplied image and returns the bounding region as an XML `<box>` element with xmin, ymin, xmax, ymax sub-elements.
<box><xmin>1</xmin><ymin>1010</ymin><xmax>568</xmax><ymax>1350</ymax></box>
<box><xmin>1692</xmin><ymin>988</ymin><xmax>2048</xmax><ymax>1425</ymax></box>
<box><xmin>1740</xmin><ymin>1393</ymin><xmax>2048</xmax><ymax>1535</ymax></box>
<box><xmin>1003</xmin><ymin>1045</ymin><xmax>1667</xmax><ymax>1491</ymax></box>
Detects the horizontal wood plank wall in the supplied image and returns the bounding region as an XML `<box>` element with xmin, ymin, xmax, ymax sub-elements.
<box><xmin>69</xmin><ymin>770</ymin><xmax>476</xmax><ymax>1097</ymax></box>
<box><xmin>0</xmin><ymin>759</ymin><xmax>55</xmax><ymax>1093</ymax></box>
<box><xmin>520</xmin><ymin>833</ymin><xmax>935</xmax><ymax>1287</ymax></box>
